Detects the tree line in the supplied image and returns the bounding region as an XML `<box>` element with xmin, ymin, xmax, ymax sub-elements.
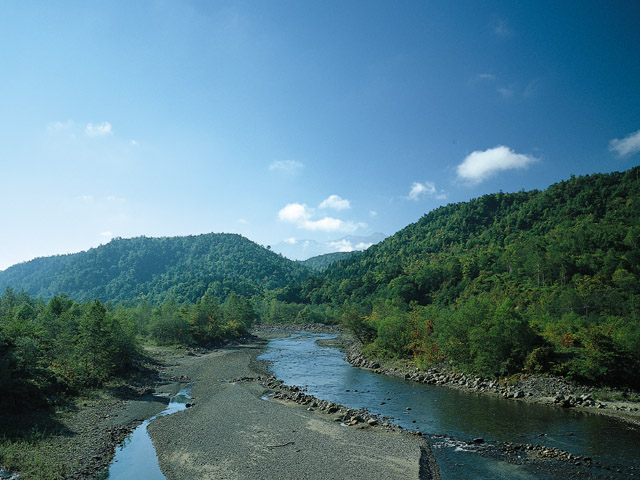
<box><xmin>303</xmin><ymin>167</ymin><xmax>640</xmax><ymax>387</ymax></box>
<box><xmin>0</xmin><ymin>288</ymin><xmax>255</xmax><ymax>410</ymax></box>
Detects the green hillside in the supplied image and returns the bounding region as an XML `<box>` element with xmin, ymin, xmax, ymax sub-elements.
<box><xmin>302</xmin><ymin>167</ymin><xmax>640</xmax><ymax>386</ymax></box>
<box><xmin>299</xmin><ymin>251</ymin><xmax>358</xmax><ymax>272</ymax></box>
<box><xmin>0</xmin><ymin>233</ymin><xmax>310</xmax><ymax>304</ymax></box>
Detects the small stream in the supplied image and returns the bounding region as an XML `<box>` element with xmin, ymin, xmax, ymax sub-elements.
<box><xmin>258</xmin><ymin>332</ymin><xmax>640</xmax><ymax>479</ymax></box>
<box><xmin>102</xmin><ymin>386</ymin><xmax>192</xmax><ymax>480</ymax></box>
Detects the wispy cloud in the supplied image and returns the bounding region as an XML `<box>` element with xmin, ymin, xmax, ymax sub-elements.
<box><xmin>99</xmin><ymin>231</ymin><xmax>113</xmax><ymax>238</ymax></box>
<box><xmin>409</xmin><ymin>181</ymin><xmax>435</xmax><ymax>200</ymax></box>
<box><xmin>407</xmin><ymin>181</ymin><xmax>447</xmax><ymax>201</ymax></box>
<box><xmin>493</xmin><ymin>19</ymin><xmax>512</xmax><ymax>37</ymax></box>
<box><xmin>476</xmin><ymin>73</ymin><xmax>496</xmax><ymax>81</ymax></box>
<box><xmin>319</xmin><ymin>194</ymin><xmax>351</xmax><ymax>211</ymax></box>
<box><xmin>47</xmin><ymin>120</ymin><xmax>75</xmax><ymax>133</ymax></box>
<box><xmin>457</xmin><ymin>146</ymin><xmax>537</xmax><ymax>184</ymax></box>
<box><xmin>327</xmin><ymin>239</ymin><xmax>355</xmax><ymax>252</ymax></box>
<box><xmin>269</xmin><ymin>160</ymin><xmax>303</xmax><ymax>172</ymax></box>
<box><xmin>609</xmin><ymin>129</ymin><xmax>640</xmax><ymax>157</ymax></box>
<box><xmin>85</xmin><ymin>121</ymin><xmax>112</xmax><ymax>137</ymax></box>
<box><xmin>497</xmin><ymin>86</ymin><xmax>515</xmax><ymax>98</ymax></box>
<box><xmin>277</xmin><ymin>202</ymin><xmax>364</xmax><ymax>233</ymax></box>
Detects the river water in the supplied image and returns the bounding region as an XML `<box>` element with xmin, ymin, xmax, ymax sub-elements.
<box><xmin>258</xmin><ymin>332</ymin><xmax>640</xmax><ymax>479</ymax></box>
<box><xmin>103</xmin><ymin>386</ymin><xmax>192</xmax><ymax>480</ymax></box>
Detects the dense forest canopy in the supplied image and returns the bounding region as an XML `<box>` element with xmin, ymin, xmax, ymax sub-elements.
<box><xmin>1</xmin><ymin>167</ymin><xmax>639</xmax><ymax>388</ymax></box>
<box><xmin>299</xmin><ymin>251</ymin><xmax>358</xmax><ymax>272</ymax></box>
<box><xmin>300</xmin><ymin>167</ymin><xmax>640</xmax><ymax>386</ymax></box>
<box><xmin>0</xmin><ymin>288</ymin><xmax>255</xmax><ymax>410</ymax></box>
<box><xmin>0</xmin><ymin>233</ymin><xmax>310</xmax><ymax>305</ymax></box>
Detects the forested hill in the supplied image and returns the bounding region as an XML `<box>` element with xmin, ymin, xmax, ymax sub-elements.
<box><xmin>302</xmin><ymin>167</ymin><xmax>640</xmax><ymax>386</ymax></box>
<box><xmin>0</xmin><ymin>233</ymin><xmax>310</xmax><ymax>304</ymax></box>
<box><xmin>300</xmin><ymin>251</ymin><xmax>358</xmax><ymax>272</ymax></box>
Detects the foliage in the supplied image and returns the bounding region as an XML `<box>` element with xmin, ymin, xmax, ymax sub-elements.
<box><xmin>0</xmin><ymin>233</ymin><xmax>310</xmax><ymax>305</ymax></box>
<box><xmin>0</xmin><ymin>288</ymin><xmax>257</xmax><ymax>412</ymax></box>
<box><xmin>299</xmin><ymin>251</ymin><xmax>358</xmax><ymax>272</ymax></box>
<box><xmin>311</xmin><ymin>167</ymin><xmax>640</xmax><ymax>386</ymax></box>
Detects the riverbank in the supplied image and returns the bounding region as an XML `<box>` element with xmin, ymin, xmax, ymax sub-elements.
<box><xmin>344</xmin><ymin>341</ymin><xmax>640</xmax><ymax>427</ymax></box>
<box><xmin>148</xmin><ymin>338</ymin><xmax>440</xmax><ymax>479</ymax></box>
<box><xmin>0</xmin><ymin>346</ymin><xmax>179</xmax><ymax>479</ymax></box>
<box><xmin>1</xmin><ymin>336</ymin><xmax>440</xmax><ymax>479</ymax></box>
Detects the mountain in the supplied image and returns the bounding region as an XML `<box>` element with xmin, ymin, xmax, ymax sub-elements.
<box><xmin>272</xmin><ymin>233</ymin><xmax>387</xmax><ymax>260</ymax></box>
<box><xmin>0</xmin><ymin>233</ymin><xmax>310</xmax><ymax>304</ymax></box>
<box><xmin>299</xmin><ymin>251</ymin><xmax>358</xmax><ymax>272</ymax></box>
<box><xmin>302</xmin><ymin>167</ymin><xmax>640</xmax><ymax>385</ymax></box>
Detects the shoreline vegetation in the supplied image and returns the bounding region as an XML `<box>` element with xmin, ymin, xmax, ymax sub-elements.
<box><xmin>2</xmin><ymin>326</ymin><xmax>639</xmax><ymax>479</ymax></box>
<box><xmin>0</xmin><ymin>334</ymin><xmax>440</xmax><ymax>480</ymax></box>
<box><xmin>254</xmin><ymin>324</ymin><xmax>640</xmax><ymax>426</ymax></box>
<box><xmin>1</xmin><ymin>168</ymin><xmax>639</xmax><ymax>478</ymax></box>
<box><xmin>344</xmin><ymin>338</ymin><xmax>640</xmax><ymax>426</ymax></box>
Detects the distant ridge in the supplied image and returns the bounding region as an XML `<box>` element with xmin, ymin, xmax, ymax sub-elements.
<box><xmin>272</xmin><ymin>233</ymin><xmax>387</xmax><ymax>261</ymax></box>
<box><xmin>0</xmin><ymin>233</ymin><xmax>310</xmax><ymax>304</ymax></box>
<box><xmin>300</xmin><ymin>251</ymin><xmax>358</xmax><ymax>272</ymax></box>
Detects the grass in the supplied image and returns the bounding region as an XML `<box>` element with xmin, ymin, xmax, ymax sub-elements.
<box><xmin>592</xmin><ymin>388</ymin><xmax>640</xmax><ymax>403</ymax></box>
<box><xmin>0</xmin><ymin>409</ymin><xmax>75</xmax><ymax>480</ymax></box>
<box><xmin>0</xmin><ymin>434</ymin><xmax>70</xmax><ymax>480</ymax></box>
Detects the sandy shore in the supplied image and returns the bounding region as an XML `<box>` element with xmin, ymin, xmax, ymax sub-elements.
<box><xmin>148</xmin><ymin>341</ymin><xmax>439</xmax><ymax>480</ymax></box>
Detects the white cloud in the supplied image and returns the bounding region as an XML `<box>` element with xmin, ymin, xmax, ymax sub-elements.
<box><xmin>283</xmin><ymin>237</ymin><xmax>297</xmax><ymax>244</ymax></box>
<box><xmin>99</xmin><ymin>231</ymin><xmax>113</xmax><ymax>238</ymax></box>
<box><xmin>77</xmin><ymin>194</ymin><xmax>94</xmax><ymax>203</ymax></box>
<box><xmin>327</xmin><ymin>240</ymin><xmax>354</xmax><ymax>252</ymax></box>
<box><xmin>236</xmin><ymin>218</ymin><xmax>249</xmax><ymax>225</ymax></box>
<box><xmin>278</xmin><ymin>203</ymin><xmax>311</xmax><ymax>223</ymax></box>
<box><xmin>304</xmin><ymin>217</ymin><xmax>362</xmax><ymax>233</ymax></box>
<box><xmin>476</xmin><ymin>73</ymin><xmax>496</xmax><ymax>81</ymax></box>
<box><xmin>407</xmin><ymin>181</ymin><xmax>446</xmax><ymax>201</ymax></box>
<box><xmin>278</xmin><ymin>202</ymin><xmax>364</xmax><ymax>233</ymax></box>
<box><xmin>319</xmin><ymin>194</ymin><xmax>351</xmax><ymax>211</ymax></box>
<box><xmin>609</xmin><ymin>129</ymin><xmax>640</xmax><ymax>157</ymax></box>
<box><xmin>355</xmin><ymin>242</ymin><xmax>374</xmax><ymax>250</ymax></box>
<box><xmin>409</xmin><ymin>181</ymin><xmax>436</xmax><ymax>200</ymax></box>
<box><xmin>369</xmin><ymin>210</ymin><xmax>377</xmax><ymax>217</ymax></box>
<box><xmin>457</xmin><ymin>146</ymin><xmax>537</xmax><ymax>184</ymax></box>
<box><xmin>85</xmin><ymin>122</ymin><xmax>112</xmax><ymax>137</ymax></box>
<box><xmin>269</xmin><ymin>160</ymin><xmax>303</xmax><ymax>172</ymax></box>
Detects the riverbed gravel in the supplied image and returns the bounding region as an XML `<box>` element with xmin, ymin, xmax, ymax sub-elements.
<box><xmin>148</xmin><ymin>340</ymin><xmax>440</xmax><ymax>479</ymax></box>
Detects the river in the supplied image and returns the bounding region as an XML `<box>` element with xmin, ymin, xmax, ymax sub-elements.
<box><xmin>258</xmin><ymin>332</ymin><xmax>640</xmax><ymax>479</ymax></box>
<box><xmin>102</xmin><ymin>386</ymin><xmax>192</xmax><ymax>480</ymax></box>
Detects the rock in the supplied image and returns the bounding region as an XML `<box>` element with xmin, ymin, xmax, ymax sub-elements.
<box><xmin>473</xmin><ymin>437</ymin><xmax>484</xmax><ymax>444</ymax></box>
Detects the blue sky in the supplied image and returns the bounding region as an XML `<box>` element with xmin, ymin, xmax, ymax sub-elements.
<box><xmin>1</xmin><ymin>0</ymin><xmax>639</xmax><ymax>269</ymax></box>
